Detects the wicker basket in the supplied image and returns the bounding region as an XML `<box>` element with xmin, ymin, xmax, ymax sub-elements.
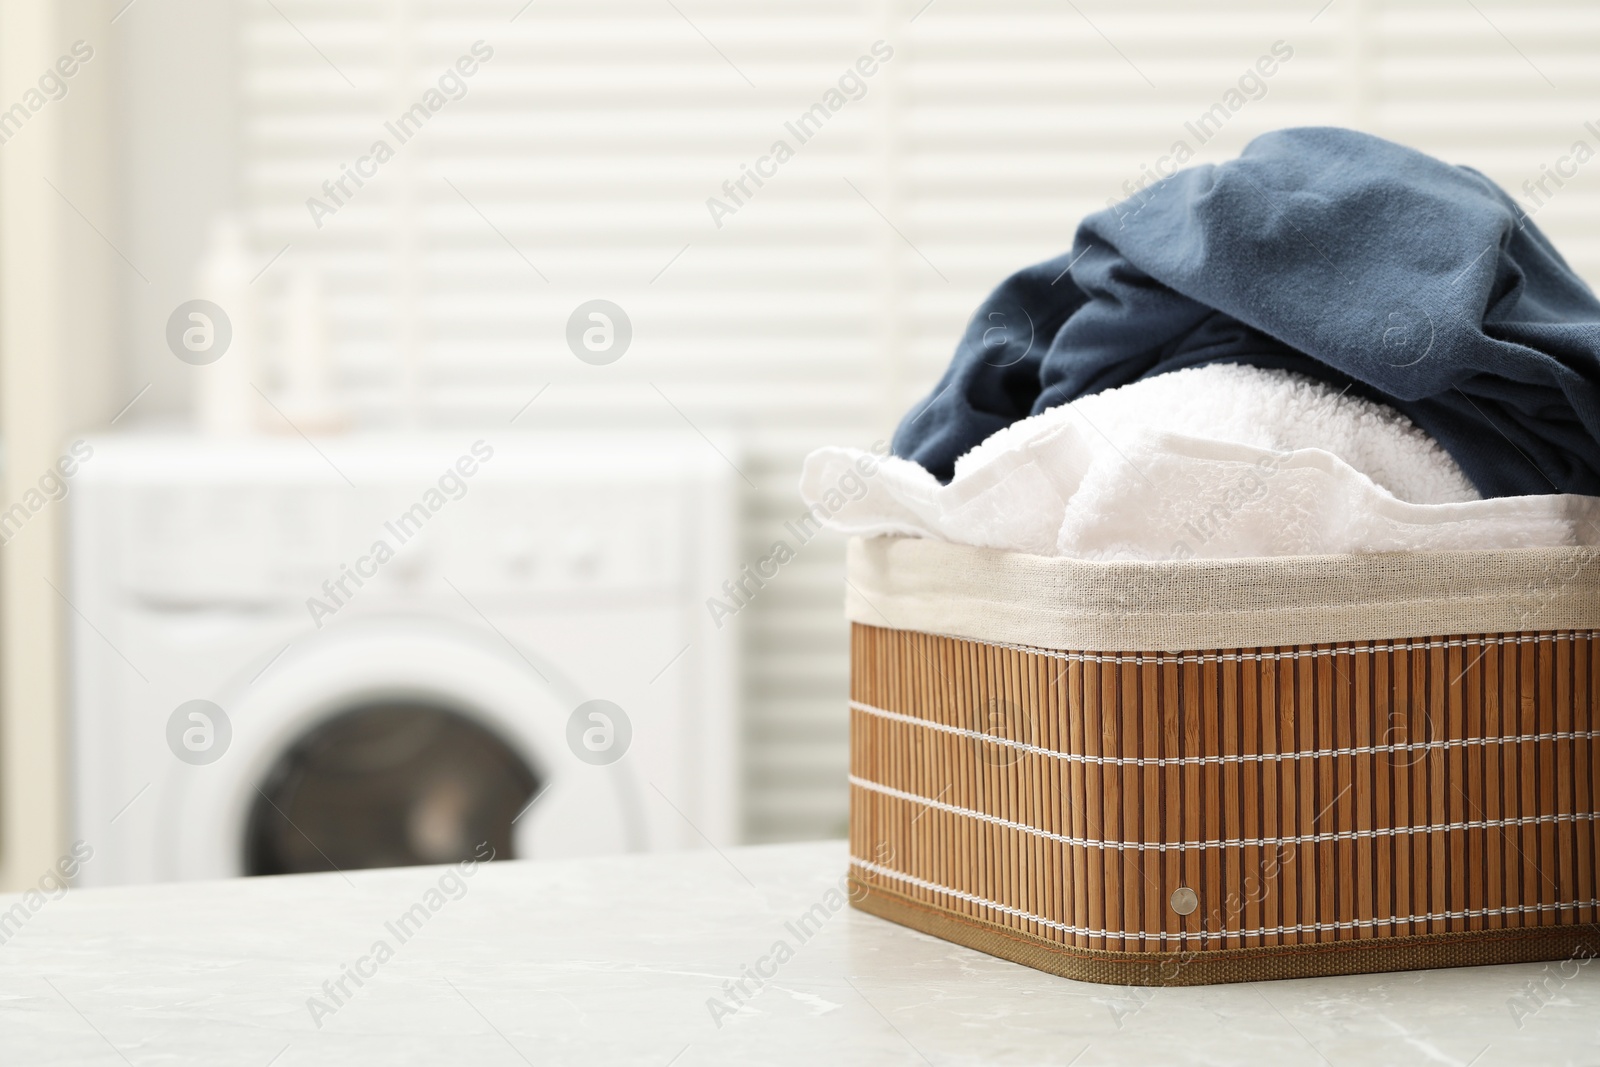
<box><xmin>845</xmin><ymin>536</ymin><xmax>1600</xmax><ymax>985</ymax></box>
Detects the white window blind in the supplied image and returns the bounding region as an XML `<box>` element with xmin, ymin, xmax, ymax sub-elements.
<box><xmin>239</xmin><ymin>0</ymin><xmax>1600</xmax><ymax>843</ymax></box>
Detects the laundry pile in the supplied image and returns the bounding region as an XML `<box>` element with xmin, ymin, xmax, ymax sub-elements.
<box><xmin>802</xmin><ymin>127</ymin><xmax>1600</xmax><ymax>560</ymax></box>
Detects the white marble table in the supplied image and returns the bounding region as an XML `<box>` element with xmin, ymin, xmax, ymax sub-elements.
<box><xmin>1</xmin><ymin>840</ymin><xmax>1596</xmax><ymax>1065</ymax></box>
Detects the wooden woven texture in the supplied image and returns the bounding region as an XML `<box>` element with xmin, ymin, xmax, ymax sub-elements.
<box><xmin>848</xmin><ymin>622</ymin><xmax>1600</xmax><ymax>980</ymax></box>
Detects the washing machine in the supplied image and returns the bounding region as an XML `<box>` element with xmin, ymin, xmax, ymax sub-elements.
<box><xmin>68</xmin><ymin>432</ymin><xmax>738</xmax><ymax>886</ymax></box>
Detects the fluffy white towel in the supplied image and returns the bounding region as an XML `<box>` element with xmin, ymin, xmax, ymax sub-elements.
<box><xmin>801</xmin><ymin>364</ymin><xmax>1600</xmax><ymax>560</ymax></box>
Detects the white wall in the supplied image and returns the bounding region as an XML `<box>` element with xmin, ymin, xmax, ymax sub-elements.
<box><xmin>0</xmin><ymin>0</ymin><xmax>118</xmax><ymax>891</ymax></box>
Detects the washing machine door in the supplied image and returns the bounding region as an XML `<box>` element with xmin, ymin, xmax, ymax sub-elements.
<box><xmin>159</xmin><ymin>619</ymin><xmax>644</xmax><ymax>881</ymax></box>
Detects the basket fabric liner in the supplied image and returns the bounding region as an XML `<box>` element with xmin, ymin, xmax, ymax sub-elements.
<box><xmin>845</xmin><ymin>536</ymin><xmax>1600</xmax><ymax>653</ymax></box>
<box><xmin>845</xmin><ymin>536</ymin><xmax>1600</xmax><ymax>984</ymax></box>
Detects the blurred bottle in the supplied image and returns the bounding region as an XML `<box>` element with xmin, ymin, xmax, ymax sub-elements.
<box><xmin>193</xmin><ymin>215</ymin><xmax>258</xmax><ymax>436</ymax></box>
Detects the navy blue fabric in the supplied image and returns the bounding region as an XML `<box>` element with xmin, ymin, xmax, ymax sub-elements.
<box><xmin>892</xmin><ymin>127</ymin><xmax>1600</xmax><ymax>498</ymax></box>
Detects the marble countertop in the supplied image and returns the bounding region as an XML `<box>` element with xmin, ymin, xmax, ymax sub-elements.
<box><xmin>1</xmin><ymin>840</ymin><xmax>1595</xmax><ymax>1065</ymax></box>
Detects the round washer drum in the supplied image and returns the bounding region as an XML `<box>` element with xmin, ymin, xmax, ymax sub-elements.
<box><xmin>157</xmin><ymin>619</ymin><xmax>644</xmax><ymax>882</ymax></box>
<box><xmin>245</xmin><ymin>701</ymin><xmax>541</xmax><ymax>875</ymax></box>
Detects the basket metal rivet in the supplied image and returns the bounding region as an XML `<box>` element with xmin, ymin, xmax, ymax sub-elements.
<box><xmin>1170</xmin><ymin>887</ymin><xmax>1199</xmax><ymax>916</ymax></box>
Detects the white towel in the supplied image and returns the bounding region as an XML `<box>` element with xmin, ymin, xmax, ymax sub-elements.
<box><xmin>801</xmin><ymin>364</ymin><xmax>1600</xmax><ymax>560</ymax></box>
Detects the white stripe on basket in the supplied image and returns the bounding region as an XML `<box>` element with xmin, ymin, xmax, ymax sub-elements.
<box><xmin>850</xmin><ymin>699</ymin><xmax>1600</xmax><ymax>768</ymax></box>
<box><xmin>849</xmin><ymin>775</ymin><xmax>1600</xmax><ymax>852</ymax></box>
<box><xmin>849</xmin><ymin>857</ymin><xmax>1600</xmax><ymax>944</ymax></box>
<box><xmin>911</xmin><ymin>627</ymin><xmax>1599</xmax><ymax>668</ymax></box>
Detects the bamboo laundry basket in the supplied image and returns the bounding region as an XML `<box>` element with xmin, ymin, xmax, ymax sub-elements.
<box><xmin>845</xmin><ymin>536</ymin><xmax>1600</xmax><ymax>985</ymax></box>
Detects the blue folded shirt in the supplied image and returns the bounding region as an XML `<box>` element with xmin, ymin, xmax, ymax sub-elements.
<box><xmin>892</xmin><ymin>127</ymin><xmax>1600</xmax><ymax>498</ymax></box>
